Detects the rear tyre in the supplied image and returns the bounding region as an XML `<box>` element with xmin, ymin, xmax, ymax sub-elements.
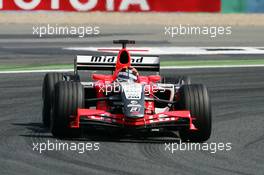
<box><xmin>51</xmin><ymin>81</ymin><xmax>84</xmax><ymax>138</ymax></box>
<box><xmin>178</xmin><ymin>84</ymin><xmax>212</xmax><ymax>142</ymax></box>
<box><xmin>42</xmin><ymin>73</ymin><xmax>64</xmax><ymax>127</ymax></box>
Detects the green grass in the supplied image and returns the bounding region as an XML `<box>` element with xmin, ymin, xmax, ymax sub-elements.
<box><xmin>1</xmin><ymin>59</ymin><xmax>264</xmax><ymax>72</ymax></box>
<box><xmin>0</xmin><ymin>64</ymin><xmax>72</xmax><ymax>71</ymax></box>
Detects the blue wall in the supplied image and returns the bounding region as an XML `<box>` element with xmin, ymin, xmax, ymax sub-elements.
<box><xmin>222</xmin><ymin>0</ymin><xmax>264</xmax><ymax>13</ymax></box>
<box><xmin>246</xmin><ymin>0</ymin><xmax>264</xmax><ymax>12</ymax></box>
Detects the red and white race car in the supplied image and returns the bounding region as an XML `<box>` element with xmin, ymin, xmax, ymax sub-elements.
<box><xmin>42</xmin><ymin>40</ymin><xmax>212</xmax><ymax>142</ymax></box>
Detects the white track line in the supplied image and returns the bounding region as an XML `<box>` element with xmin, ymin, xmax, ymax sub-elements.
<box><xmin>162</xmin><ymin>64</ymin><xmax>264</xmax><ymax>69</ymax></box>
<box><xmin>1</xmin><ymin>65</ymin><xmax>264</xmax><ymax>74</ymax></box>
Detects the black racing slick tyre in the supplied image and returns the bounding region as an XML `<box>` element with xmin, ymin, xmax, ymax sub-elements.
<box><xmin>51</xmin><ymin>81</ymin><xmax>84</xmax><ymax>138</ymax></box>
<box><xmin>162</xmin><ymin>76</ymin><xmax>191</xmax><ymax>85</ymax></box>
<box><xmin>178</xmin><ymin>84</ymin><xmax>212</xmax><ymax>142</ymax></box>
<box><xmin>42</xmin><ymin>73</ymin><xmax>64</xmax><ymax>127</ymax></box>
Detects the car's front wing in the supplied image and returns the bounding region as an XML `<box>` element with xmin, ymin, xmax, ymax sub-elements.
<box><xmin>69</xmin><ymin>109</ymin><xmax>197</xmax><ymax>131</ymax></box>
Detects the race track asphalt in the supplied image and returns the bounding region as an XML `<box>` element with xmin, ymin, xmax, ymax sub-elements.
<box><xmin>0</xmin><ymin>67</ymin><xmax>264</xmax><ymax>175</ymax></box>
<box><xmin>0</xmin><ymin>25</ymin><xmax>264</xmax><ymax>175</ymax></box>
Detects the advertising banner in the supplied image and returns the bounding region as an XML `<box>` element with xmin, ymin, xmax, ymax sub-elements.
<box><xmin>0</xmin><ymin>0</ymin><xmax>220</xmax><ymax>12</ymax></box>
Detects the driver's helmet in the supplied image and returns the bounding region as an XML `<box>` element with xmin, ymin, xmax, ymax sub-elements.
<box><xmin>117</xmin><ymin>67</ymin><xmax>138</xmax><ymax>82</ymax></box>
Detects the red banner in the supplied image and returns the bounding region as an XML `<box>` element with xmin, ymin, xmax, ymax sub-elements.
<box><xmin>0</xmin><ymin>0</ymin><xmax>220</xmax><ymax>12</ymax></box>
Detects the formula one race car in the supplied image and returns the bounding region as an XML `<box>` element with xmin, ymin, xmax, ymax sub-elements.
<box><xmin>42</xmin><ymin>40</ymin><xmax>212</xmax><ymax>142</ymax></box>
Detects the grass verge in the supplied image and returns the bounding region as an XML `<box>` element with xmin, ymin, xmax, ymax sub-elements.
<box><xmin>1</xmin><ymin>59</ymin><xmax>264</xmax><ymax>72</ymax></box>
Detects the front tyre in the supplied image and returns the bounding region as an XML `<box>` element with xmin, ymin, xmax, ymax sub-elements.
<box><xmin>51</xmin><ymin>81</ymin><xmax>84</xmax><ymax>138</ymax></box>
<box><xmin>178</xmin><ymin>84</ymin><xmax>212</xmax><ymax>142</ymax></box>
<box><xmin>42</xmin><ymin>73</ymin><xmax>64</xmax><ymax>127</ymax></box>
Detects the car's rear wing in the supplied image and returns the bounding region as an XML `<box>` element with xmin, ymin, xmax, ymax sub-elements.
<box><xmin>74</xmin><ymin>55</ymin><xmax>160</xmax><ymax>73</ymax></box>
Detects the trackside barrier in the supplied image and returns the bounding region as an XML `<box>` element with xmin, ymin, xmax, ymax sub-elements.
<box><xmin>0</xmin><ymin>0</ymin><xmax>220</xmax><ymax>12</ymax></box>
<box><xmin>222</xmin><ymin>0</ymin><xmax>264</xmax><ymax>13</ymax></box>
